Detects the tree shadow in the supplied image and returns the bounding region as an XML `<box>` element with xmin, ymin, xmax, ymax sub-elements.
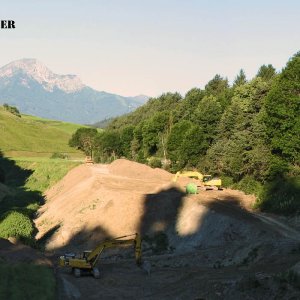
<box><xmin>139</xmin><ymin>187</ymin><xmax>185</xmax><ymax>236</ymax></box>
<box><xmin>53</xmin><ymin>225</ymin><xmax>112</xmax><ymax>254</ymax></box>
<box><xmin>0</xmin><ymin>150</ymin><xmax>32</xmax><ymax>187</ymax></box>
<box><xmin>201</xmin><ymin>196</ymin><xmax>259</xmax><ymax>222</ymax></box>
<box><xmin>0</xmin><ymin>151</ymin><xmax>45</xmax><ymax>244</ymax></box>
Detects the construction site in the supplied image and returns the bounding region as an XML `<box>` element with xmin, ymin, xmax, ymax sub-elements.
<box><xmin>12</xmin><ymin>158</ymin><xmax>296</xmax><ymax>299</ymax></box>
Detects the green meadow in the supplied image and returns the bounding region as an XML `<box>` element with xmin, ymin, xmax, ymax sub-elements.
<box><xmin>0</xmin><ymin>106</ymin><xmax>84</xmax><ymax>158</ymax></box>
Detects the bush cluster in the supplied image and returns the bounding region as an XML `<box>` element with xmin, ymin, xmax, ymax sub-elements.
<box><xmin>3</xmin><ymin>103</ymin><xmax>21</xmax><ymax>117</ymax></box>
<box><xmin>0</xmin><ymin>211</ymin><xmax>34</xmax><ymax>242</ymax></box>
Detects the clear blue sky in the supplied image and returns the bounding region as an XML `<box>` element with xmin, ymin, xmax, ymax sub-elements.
<box><xmin>1</xmin><ymin>0</ymin><xmax>300</xmax><ymax>96</ymax></box>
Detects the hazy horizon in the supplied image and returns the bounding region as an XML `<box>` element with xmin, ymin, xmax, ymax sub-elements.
<box><xmin>1</xmin><ymin>0</ymin><xmax>300</xmax><ymax>97</ymax></box>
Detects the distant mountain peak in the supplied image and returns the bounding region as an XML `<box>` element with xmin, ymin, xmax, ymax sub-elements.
<box><xmin>0</xmin><ymin>58</ymin><xmax>149</xmax><ymax>124</ymax></box>
<box><xmin>0</xmin><ymin>58</ymin><xmax>84</xmax><ymax>93</ymax></box>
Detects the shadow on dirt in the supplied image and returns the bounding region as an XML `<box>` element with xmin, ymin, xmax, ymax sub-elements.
<box><xmin>37</xmin><ymin>224</ymin><xmax>61</xmax><ymax>248</ymax></box>
<box><xmin>55</xmin><ymin>225</ymin><xmax>112</xmax><ymax>254</ymax></box>
<box><xmin>202</xmin><ymin>196</ymin><xmax>264</xmax><ymax>223</ymax></box>
<box><xmin>140</xmin><ymin>187</ymin><xmax>185</xmax><ymax>235</ymax></box>
<box><xmin>51</xmin><ymin>185</ymin><xmax>299</xmax><ymax>258</ymax></box>
<box><xmin>139</xmin><ymin>188</ymin><xmax>259</xmax><ymax>248</ymax></box>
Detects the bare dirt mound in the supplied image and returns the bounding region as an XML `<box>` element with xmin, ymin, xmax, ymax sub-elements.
<box><xmin>108</xmin><ymin>158</ymin><xmax>172</xmax><ymax>181</ymax></box>
<box><xmin>36</xmin><ymin>160</ymin><xmax>175</xmax><ymax>251</ymax></box>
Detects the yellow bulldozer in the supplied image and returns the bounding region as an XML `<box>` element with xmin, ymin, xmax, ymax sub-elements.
<box><xmin>59</xmin><ymin>233</ymin><xmax>142</xmax><ymax>278</ymax></box>
<box><xmin>173</xmin><ymin>171</ymin><xmax>222</xmax><ymax>190</ymax></box>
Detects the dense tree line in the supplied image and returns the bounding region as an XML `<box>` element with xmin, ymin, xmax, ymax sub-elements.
<box><xmin>69</xmin><ymin>53</ymin><xmax>300</xmax><ymax>214</ymax></box>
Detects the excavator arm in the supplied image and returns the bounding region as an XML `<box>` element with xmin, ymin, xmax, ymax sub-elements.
<box><xmin>87</xmin><ymin>233</ymin><xmax>142</xmax><ymax>267</ymax></box>
<box><xmin>173</xmin><ymin>171</ymin><xmax>204</xmax><ymax>182</ymax></box>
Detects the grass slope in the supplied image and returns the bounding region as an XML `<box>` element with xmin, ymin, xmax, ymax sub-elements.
<box><xmin>16</xmin><ymin>159</ymin><xmax>80</xmax><ymax>193</ymax></box>
<box><xmin>0</xmin><ymin>157</ymin><xmax>80</xmax><ymax>299</ymax></box>
<box><xmin>0</xmin><ymin>106</ymin><xmax>84</xmax><ymax>157</ymax></box>
<box><xmin>23</xmin><ymin>114</ymin><xmax>86</xmax><ymax>135</ymax></box>
<box><xmin>0</xmin><ymin>157</ymin><xmax>79</xmax><ymax>241</ymax></box>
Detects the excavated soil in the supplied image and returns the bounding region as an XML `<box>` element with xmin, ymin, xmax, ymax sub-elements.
<box><xmin>34</xmin><ymin>159</ymin><xmax>300</xmax><ymax>299</ymax></box>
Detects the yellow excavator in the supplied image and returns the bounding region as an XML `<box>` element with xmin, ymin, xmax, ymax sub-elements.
<box><xmin>59</xmin><ymin>233</ymin><xmax>142</xmax><ymax>278</ymax></box>
<box><xmin>173</xmin><ymin>171</ymin><xmax>222</xmax><ymax>190</ymax></box>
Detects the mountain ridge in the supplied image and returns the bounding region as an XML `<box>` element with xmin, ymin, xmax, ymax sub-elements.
<box><xmin>0</xmin><ymin>58</ymin><xmax>84</xmax><ymax>93</ymax></box>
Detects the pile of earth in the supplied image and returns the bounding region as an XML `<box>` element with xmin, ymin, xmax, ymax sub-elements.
<box><xmin>35</xmin><ymin>159</ymin><xmax>289</xmax><ymax>266</ymax></box>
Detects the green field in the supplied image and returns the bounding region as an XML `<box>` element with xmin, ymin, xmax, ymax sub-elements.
<box><xmin>0</xmin><ymin>106</ymin><xmax>85</xmax><ymax>158</ymax></box>
<box><xmin>23</xmin><ymin>114</ymin><xmax>87</xmax><ymax>135</ymax></box>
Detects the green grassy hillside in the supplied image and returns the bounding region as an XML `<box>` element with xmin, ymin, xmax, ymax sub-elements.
<box><xmin>0</xmin><ymin>106</ymin><xmax>84</xmax><ymax>158</ymax></box>
<box><xmin>23</xmin><ymin>114</ymin><xmax>86</xmax><ymax>135</ymax></box>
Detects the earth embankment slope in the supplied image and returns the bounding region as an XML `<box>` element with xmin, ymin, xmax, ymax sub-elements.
<box><xmin>36</xmin><ymin>159</ymin><xmax>295</xmax><ymax>257</ymax></box>
<box><xmin>36</xmin><ymin>159</ymin><xmax>173</xmax><ymax>250</ymax></box>
<box><xmin>36</xmin><ymin>159</ymin><xmax>300</xmax><ymax>299</ymax></box>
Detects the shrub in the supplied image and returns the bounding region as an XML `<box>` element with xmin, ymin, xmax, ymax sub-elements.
<box><xmin>136</xmin><ymin>151</ymin><xmax>147</xmax><ymax>164</ymax></box>
<box><xmin>148</xmin><ymin>157</ymin><xmax>162</xmax><ymax>168</ymax></box>
<box><xmin>232</xmin><ymin>176</ymin><xmax>263</xmax><ymax>196</ymax></box>
<box><xmin>0</xmin><ymin>211</ymin><xmax>34</xmax><ymax>241</ymax></box>
<box><xmin>255</xmin><ymin>176</ymin><xmax>300</xmax><ymax>214</ymax></box>
<box><xmin>221</xmin><ymin>175</ymin><xmax>234</xmax><ymax>188</ymax></box>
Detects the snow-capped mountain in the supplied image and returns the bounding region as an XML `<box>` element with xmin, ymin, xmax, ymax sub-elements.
<box><xmin>0</xmin><ymin>59</ymin><xmax>84</xmax><ymax>93</ymax></box>
<box><xmin>0</xmin><ymin>59</ymin><xmax>148</xmax><ymax>124</ymax></box>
